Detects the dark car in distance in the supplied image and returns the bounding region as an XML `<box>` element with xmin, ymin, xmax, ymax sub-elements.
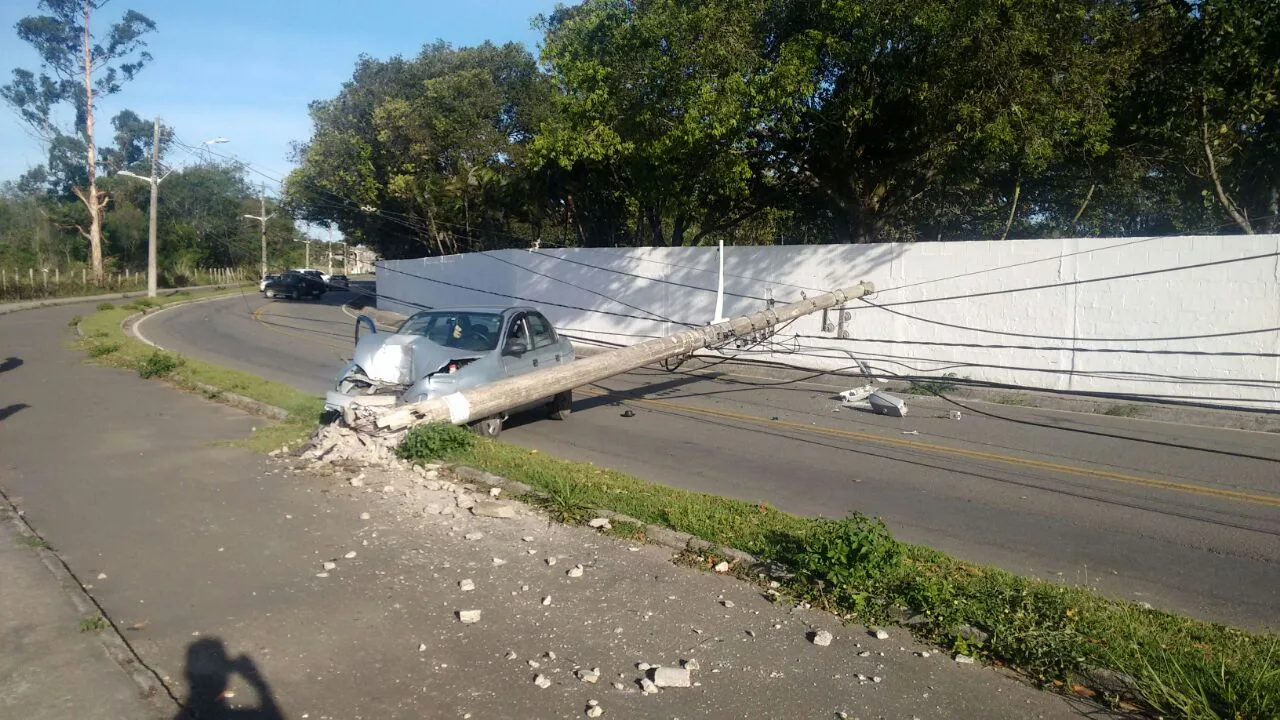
<box><xmin>263</xmin><ymin>271</ymin><xmax>328</xmax><ymax>300</ymax></box>
<box><xmin>328</xmin><ymin>274</ymin><xmax>349</xmax><ymax>289</ymax></box>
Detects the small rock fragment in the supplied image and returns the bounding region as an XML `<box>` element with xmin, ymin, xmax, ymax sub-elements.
<box><xmin>459</xmin><ymin>579</ymin><xmax>475</xmax><ymax>592</ymax></box>
<box><xmin>567</xmin><ymin>564</ymin><xmax>585</xmax><ymax>578</ymax></box>
<box><xmin>721</xmin><ymin>599</ymin><xmax>735</xmax><ymax>608</ymax></box>
<box><xmin>344</xmin><ymin>551</ymin><xmax>357</xmax><ymax>559</ymax></box>
<box><xmin>471</xmin><ymin>501</ymin><xmax>515</xmax><ymax>518</ymax></box>
<box><xmin>418</xmin><ymin>643</ymin><xmax>427</xmax><ymax>652</ymax></box>
<box><xmin>505</xmin><ymin>651</ymin><xmax>518</xmax><ymax>660</ymax></box>
<box><xmin>457</xmin><ymin>610</ymin><xmax>482</xmax><ymax>624</ymax></box>
<box><xmin>322</xmin><ymin>561</ymin><xmax>337</xmax><ymax>571</ymax></box>
<box><xmin>874</xmin><ymin>629</ymin><xmax>890</xmax><ymax>640</ymax></box>
<box><xmin>315</xmin><ymin>572</ymin><xmax>329</xmax><ymax>578</ymax></box>
<box><xmin>522</xmin><ymin>536</ymin><xmax>535</xmax><ymax>542</ymax></box>
<box><xmin>542</xmin><ymin>596</ymin><xmax>552</xmax><ymax>606</ymax></box>
<box><xmin>349</xmin><ymin>474</ymin><xmax>365</xmax><ymax>487</ymax></box>
<box><xmin>857</xmin><ymin>651</ymin><xmax>871</xmax><ymax>658</ymax></box>
<box><xmin>651</xmin><ymin>667</ymin><xmax>691</xmax><ymax>687</ymax></box>
<box><xmin>639</xmin><ymin>678</ymin><xmax>659</xmax><ymax>694</ymax></box>
<box><xmin>533</xmin><ymin>674</ymin><xmax>551</xmax><ymax>689</ymax></box>
<box><xmin>713</xmin><ymin>561</ymin><xmax>730</xmax><ymax>573</ymax></box>
<box><xmin>492</xmin><ymin>558</ymin><xmax>507</xmax><ymax>566</ymax></box>
<box><xmin>682</xmin><ymin>658</ymin><xmax>700</xmax><ymax>671</ymax></box>
<box><xmin>637</xmin><ymin>662</ymin><xmax>651</xmax><ymax>671</ymax></box>
<box><xmin>612</xmin><ymin>681</ymin><xmax>625</xmax><ymax>691</ymax></box>
<box><xmin>489</xmin><ymin>487</ymin><xmax>502</xmax><ymax>498</ymax></box>
<box><xmin>588</xmin><ymin>517</ymin><xmax>612</xmax><ymax>529</ymax></box>
<box><xmin>586</xmin><ymin>704</ymin><xmax>603</xmax><ymax>718</ymax></box>
<box><xmin>96</xmin><ymin>573</ymin><xmax>107</xmax><ymax>580</ymax></box>
<box><xmin>812</xmin><ymin>630</ymin><xmax>834</xmax><ymax>647</ymax></box>
<box><xmin>464</xmin><ymin>532</ymin><xmax>484</xmax><ymax>541</ymax></box>
<box><xmin>359</xmin><ymin>512</ymin><xmax>371</xmax><ymax>521</ymax></box>
<box><xmin>872</xmin><ymin>675</ymin><xmax>882</xmax><ymax>683</ymax></box>
<box><xmin>954</xmin><ymin>654</ymin><xmax>976</xmax><ymax>664</ymax></box>
<box><xmin>577</xmin><ymin>667</ymin><xmax>601</xmax><ymax>683</ymax></box>
<box><xmin>528</xmin><ymin>659</ymin><xmax>541</xmax><ymax>668</ymax></box>
<box><xmin>545</xmin><ymin>651</ymin><xmax>557</xmax><ymax>661</ymax></box>
<box><xmin>917</xmin><ymin>651</ymin><xmax>931</xmax><ymax>658</ymax></box>
<box><xmin>546</xmin><ymin>557</ymin><xmax>557</xmax><ymax>566</ymax></box>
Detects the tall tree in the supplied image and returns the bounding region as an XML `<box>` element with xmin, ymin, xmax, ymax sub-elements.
<box><xmin>2</xmin><ymin>0</ymin><xmax>156</xmax><ymax>281</ymax></box>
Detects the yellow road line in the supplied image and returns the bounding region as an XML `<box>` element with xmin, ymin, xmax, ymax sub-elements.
<box><xmin>579</xmin><ymin>387</ymin><xmax>1280</xmax><ymax>508</ymax></box>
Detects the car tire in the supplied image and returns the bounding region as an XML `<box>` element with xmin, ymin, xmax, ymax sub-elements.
<box><xmin>548</xmin><ymin>390</ymin><xmax>572</xmax><ymax>420</ymax></box>
<box><xmin>469</xmin><ymin>416</ymin><xmax>503</xmax><ymax>438</ymax></box>
<box><xmin>289</xmin><ymin>289</ymin><xmax>299</xmax><ymax>301</ymax></box>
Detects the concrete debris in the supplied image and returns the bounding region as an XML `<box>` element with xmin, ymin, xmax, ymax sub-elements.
<box><xmin>528</xmin><ymin>660</ymin><xmax>541</xmax><ymax>669</ymax></box>
<box><xmin>651</xmin><ymin>666</ymin><xmax>691</xmax><ymax>688</ymax></box>
<box><xmin>721</xmin><ymin>599</ymin><xmax>735</xmax><ymax>608</ymax></box>
<box><xmin>812</xmin><ymin>630</ymin><xmax>833</xmax><ymax>647</ymax></box>
<box><xmin>489</xmin><ymin>487</ymin><xmax>502</xmax><ymax>498</ymax></box>
<box><xmin>464</xmin><ymin>532</ymin><xmax>484</xmax><ymax>541</ymax></box>
<box><xmin>1137</xmin><ymin>601</ymin><xmax>1154</xmax><ymax>610</ymax></box>
<box><xmin>577</xmin><ymin>668</ymin><xmax>601</xmax><ymax>683</ymax></box>
<box><xmin>523</xmin><ymin>536</ymin><xmax>535</xmax><ymax>542</ymax></box>
<box><xmin>714</xmin><ymin>561</ymin><xmax>730</xmax><ymax>573</ymax></box>
<box><xmin>423</xmin><ymin>502</ymin><xmax>445</xmax><ymax>515</ymax></box>
<box><xmin>533</xmin><ymin>674</ymin><xmax>551</xmax><ymax>689</ymax></box>
<box><xmin>567</xmin><ymin>564</ymin><xmax>584</xmax><ymax>578</ymax></box>
<box><xmin>96</xmin><ymin>573</ymin><xmax>107</xmax><ymax>580</ymax></box>
<box><xmin>838</xmin><ymin>385</ymin><xmax>875</xmax><ymax>405</ymax></box>
<box><xmin>858</xmin><ymin>651</ymin><xmax>871</xmax><ymax>657</ymax></box>
<box><xmin>586</xmin><ymin>702</ymin><xmax>603</xmax><ymax>717</ymax></box>
<box><xmin>612</xmin><ymin>682</ymin><xmax>626</xmax><ymax>691</ymax></box>
<box><xmin>637</xmin><ymin>663</ymin><xmax>651</xmax><ymax>672</ymax></box>
<box><xmin>492</xmin><ymin>558</ymin><xmax>507</xmax><ymax>566</ymax></box>
<box><xmin>542</xmin><ymin>596</ymin><xmax>552</xmax><ymax>606</ymax></box>
<box><xmin>305</xmin><ymin>425</ymin><xmax>402</xmax><ymax>467</ymax></box>
<box><xmin>457</xmin><ymin>610</ymin><xmax>482</xmax><ymax>624</ymax></box>
<box><xmin>588</xmin><ymin>517</ymin><xmax>612</xmax><ymax>529</ymax></box>
<box><xmin>471</xmin><ymin>501</ymin><xmax>515</xmax><ymax>519</ymax></box>
<box><xmin>682</xmin><ymin>659</ymin><xmax>700</xmax><ymax>671</ymax></box>
<box><xmin>459</xmin><ymin>579</ymin><xmax>475</xmax><ymax>592</ymax></box>
<box><xmin>872</xmin><ymin>676</ymin><xmax>883</xmax><ymax>683</ymax></box>
<box><xmin>917</xmin><ymin>651</ymin><xmax>931</xmax><ymax>658</ymax></box>
<box><xmin>322</xmin><ymin>561</ymin><xmax>337</xmax><ymax>571</ymax></box>
<box><xmin>359</xmin><ymin>512</ymin><xmax>371</xmax><ymax>521</ymax></box>
<box><xmin>639</xmin><ymin>678</ymin><xmax>659</xmax><ymax>695</ymax></box>
<box><xmin>381</xmin><ymin>484</ymin><xmax>395</xmax><ymax>493</ymax></box>
<box><xmin>505</xmin><ymin>651</ymin><xmax>518</xmax><ymax>660</ymax></box>
<box><xmin>315</xmin><ymin>572</ymin><xmax>329</xmax><ymax>578</ymax></box>
<box><xmin>949</xmin><ymin>410</ymin><xmax>962</xmax><ymax>420</ymax></box>
<box><xmin>545</xmin><ymin>651</ymin><xmax>557</xmax><ymax>661</ymax></box>
<box><xmin>418</xmin><ymin>643</ymin><xmax>427</xmax><ymax>652</ymax></box>
<box><xmin>350</xmin><ymin>476</ymin><xmax>365</xmax><ymax>487</ymax></box>
<box><xmin>343</xmin><ymin>551</ymin><xmax>357</xmax><ymax>559</ymax></box>
<box><xmin>954</xmin><ymin>654</ymin><xmax>976</xmax><ymax>664</ymax></box>
<box><xmin>455</xmin><ymin>494</ymin><xmax>476</xmax><ymax>510</ymax></box>
<box><xmin>873</xmin><ymin>629</ymin><xmax>890</xmax><ymax>640</ymax></box>
<box><xmin>868</xmin><ymin>391</ymin><xmax>908</xmax><ymax>417</ymax></box>
<box><xmin>546</xmin><ymin>557</ymin><xmax>557</xmax><ymax>566</ymax></box>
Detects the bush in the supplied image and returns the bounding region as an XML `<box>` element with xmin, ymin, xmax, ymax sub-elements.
<box><xmin>905</xmin><ymin>373</ymin><xmax>961</xmax><ymax>396</ymax></box>
<box><xmin>137</xmin><ymin>350</ymin><xmax>180</xmax><ymax>379</ymax></box>
<box><xmin>87</xmin><ymin>342</ymin><xmax>120</xmax><ymax>357</ymax></box>
<box><xmin>779</xmin><ymin>513</ymin><xmax>902</xmax><ymax>612</ymax></box>
<box><xmin>397</xmin><ymin>422</ymin><xmax>477</xmax><ymax>461</ymax></box>
<box><xmin>96</xmin><ymin>302</ymin><xmax>115</xmax><ymax>311</ymax></box>
<box><xmin>67</xmin><ymin>314</ymin><xmax>82</xmax><ymax>328</ymax></box>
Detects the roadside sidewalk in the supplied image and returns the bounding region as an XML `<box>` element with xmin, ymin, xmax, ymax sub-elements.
<box><xmin>0</xmin><ymin>504</ymin><xmax>168</xmax><ymax>720</ymax></box>
<box><xmin>0</xmin><ymin>302</ymin><xmax>1102</xmax><ymax>719</ymax></box>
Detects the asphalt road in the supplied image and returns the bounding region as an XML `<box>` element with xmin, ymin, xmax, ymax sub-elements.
<box><xmin>141</xmin><ymin>289</ymin><xmax>1280</xmax><ymax>631</ymax></box>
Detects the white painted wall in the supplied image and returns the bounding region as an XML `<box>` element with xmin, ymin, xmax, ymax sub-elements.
<box><xmin>376</xmin><ymin>235</ymin><xmax>1280</xmax><ymax>410</ymax></box>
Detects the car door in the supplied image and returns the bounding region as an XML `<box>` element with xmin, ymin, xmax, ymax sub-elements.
<box><xmin>525</xmin><ymin>312</ymin><xmax>566</xmax><ymax>368</ymax></box>
<box><xmin>500</xmin><ymin>313</ymin><xmax>537</xmax><ymax>378</ymax></box>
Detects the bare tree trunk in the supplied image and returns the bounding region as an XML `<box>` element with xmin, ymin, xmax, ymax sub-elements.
<box><xmin>1000</xmin><ymin>175</ymin><xmax>1022</xmax><ymax>241</ymax></box>
<box><xmin>1201</xmin><ymin>101</ymin><xmax>1253</xmax><ymax>234</ymax></box>
<box><xmin>1072</xmin><ymin>183</ymin><xmax>1096</xmax><ymax>226</ymax></box>
<box><xmin>80</xmin><ymin>0</ymin><xmax>104</xmax><ymax>282</ymax></box>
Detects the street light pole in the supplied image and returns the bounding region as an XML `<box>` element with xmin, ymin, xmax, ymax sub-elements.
<box><xmin>243</xmin><ymin>185</ymin><xmax>275</xmax><ymax>279</ymax></box>
<box><xmin>146</xmin><ymin>116</ymin><xmax>160</xmax><ymax>297</ymax></box>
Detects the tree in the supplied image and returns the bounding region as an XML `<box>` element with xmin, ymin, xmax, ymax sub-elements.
<box><xmin>2</xmin><ymin>0</ymin><xmax>156</xmax><ymax>281</ymax></box>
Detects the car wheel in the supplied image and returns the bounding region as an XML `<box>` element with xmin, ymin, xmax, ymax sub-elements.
<box><xmin>469</xmin><ymin>416</ymin><xmax>503</xmax><ymax>438</ymax></box>
<box><xmin>548</xmin><ymin>390</ymin><xmax>572</xmax><ymax>420</ymax></box>
<box><xmin>289</xmin><ymin>289</ymin><xmax>299</xmax><ymax>301</ymax></box>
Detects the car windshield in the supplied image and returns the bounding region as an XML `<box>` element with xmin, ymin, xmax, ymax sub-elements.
<box><xmin>397</xmin><ymin>311</ymin><xmax>503</xmax><ymax>352</ymax></box>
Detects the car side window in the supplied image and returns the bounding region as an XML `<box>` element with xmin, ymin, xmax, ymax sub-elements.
<box><xmin>527</xmin><ymin>313</ymin><xmax>556</xmax><ymax>349</ymax></box>
<box><xmin>505</xmin><ymin>315</ymin><xmax>530</xmax><ymax>351</ymax></box>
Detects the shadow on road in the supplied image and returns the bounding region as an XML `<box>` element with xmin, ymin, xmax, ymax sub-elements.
<box><xmin>0</xmin><ymin>403</ymin><xmax>29</xmax><ymax>423</ymax></box>
<box><xmin>174</xmin><ymin>638</ymin><xmax>284</xmax><ymax>720</ymax></box>
<box><xmin>0</xmin><ymin>356</ymin><xmax>22</xmax><ymax>374</ymax></box>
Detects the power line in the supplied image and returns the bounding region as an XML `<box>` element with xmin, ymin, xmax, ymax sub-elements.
<box><xmin>790</xmin><ymin>334</ymin><xmax>1280</xmax><ymax>358</ymax></box>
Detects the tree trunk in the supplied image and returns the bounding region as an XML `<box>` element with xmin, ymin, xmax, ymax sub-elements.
<box><xmin>81</xmin><ymin>0</ymin><xmax>104</xmax><ymax>282</ymax></box>
<box><xmin>671</xmin><ymin>212</ymin><xmax>686</xmax><ymax>246</ymax></box>
<box><xmin>645</xmin><ymin>206</ymin><xmax>666</xmax><ymax>246</ymax></box>
<box><xmin>1201</xmin><ymin>100</ymin><xmax>1253</xmax><ymax>234</ymax></box>
<box><xmin>1072</xmin><ymin>183</ymin><xmax>1096</xmax><ymax>226</ymax></box>
<box><xmin>1000</xmin><ymin>174</ymin><xmax>1022</xmax><ymax>241</ymax></box>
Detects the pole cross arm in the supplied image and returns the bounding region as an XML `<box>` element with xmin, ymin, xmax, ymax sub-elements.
<box><xmin>347</xmin><ymin>280</ymin><xmax>875</xmax><ymax>433</ymax></box>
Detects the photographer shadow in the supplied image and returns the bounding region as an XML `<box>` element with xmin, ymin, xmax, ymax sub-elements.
<box><xmin>174</xmin><ymin>638</ymin><xmax>284</xmax><ymax>720</ymax></box>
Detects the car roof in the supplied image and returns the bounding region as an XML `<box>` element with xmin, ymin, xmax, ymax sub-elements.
<box><xmin>409</xmin><ymin>305</ymin><xmax>537</xmax><ymax>316</ymax></box>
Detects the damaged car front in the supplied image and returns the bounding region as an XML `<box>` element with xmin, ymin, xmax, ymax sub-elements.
<box><xmin>325</xmin><ymin>310</ymin><xmax>506</xmax><ymax>414</ymax></box>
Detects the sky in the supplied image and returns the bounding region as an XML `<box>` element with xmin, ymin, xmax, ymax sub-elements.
<box><xmin>0</xmin><ymin>0</ymin><xmax>557</xmax><ymax>208</ymax></box>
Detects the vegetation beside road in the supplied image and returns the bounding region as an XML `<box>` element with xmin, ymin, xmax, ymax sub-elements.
<box><xmin>72</xmin><ymin>299</ymin><xmax>1279</xmax><ymax>719</ymax></box>
<box><xmin>398</xmin><ymin>422</ymin><xmax>1280</xmax><ymax>720</ymax></box>
<box><xmin>75</xmin><ymin>290</ymin><xmax>325</xmax><ymax>452</ymax></box>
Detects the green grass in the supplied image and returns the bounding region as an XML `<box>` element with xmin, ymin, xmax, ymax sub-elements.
<box><xmin>16</xmin><ymin>535</ymin><xmax>50</xmax><ymax>549</ymax></box>
<box><xmin>79</xmin><ymin>616</ymin><xmax>108</xmax><ymax>633</ymax></box>
<box><xmin>994</xmin><ymin>393</ymin><xmax>1033</xmax><ymax>406</ymax></box>
<box><xmin>905</xmin><ymin>373</ymin><xmax>962</xmax><ymax>396</ymax></box>
<box><xmin>75</xmin><ymin>290</ymin><xmax>326</xmax><ymax>446</ymax></box>
<box><xmin>397</xmin><ymin>424</ymin><xmax>1280</xmax><ymax>720</ymax></box>
<box><xmin>1103</xmin><ymin>403</ymin><xmax>1144</xmax><ymax>418</ymax></box>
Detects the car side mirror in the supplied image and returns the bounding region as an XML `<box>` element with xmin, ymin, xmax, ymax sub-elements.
<box><xmin>354</xmin><ymin>314</ymin><xmax>376</xmax><ymax>345</ymax></box>
<box><xmin>504</xmin><ymin>339</ymin><xmax>528</xmax><ymax>356</ymax></box>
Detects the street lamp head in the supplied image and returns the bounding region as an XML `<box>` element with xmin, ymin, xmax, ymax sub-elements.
<box><xmin>117</xmin><ymin>170</ymin><xmax>145</xmax><ymax>181</ymax></box>
<box><xmin>203</xmin><ymin>137</ymin><xmax>230</xmax><ymax>145</ymax></box>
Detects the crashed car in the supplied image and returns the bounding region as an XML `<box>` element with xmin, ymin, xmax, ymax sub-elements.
<box><xmin>324</xmin><ymin>306</ymin><xmax>575</xmax><ymax>436</ymax></box>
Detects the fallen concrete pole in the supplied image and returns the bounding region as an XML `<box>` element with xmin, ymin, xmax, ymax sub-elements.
<box><xmin>347</xmin><ymin>281</ymin><xmax>875</xmax><ymax>433</ymax></box>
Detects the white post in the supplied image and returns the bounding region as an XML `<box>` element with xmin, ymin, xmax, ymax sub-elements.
<box><xmin>55</xmin><ymin>268</ymin><xmax>59</xmax><ymax>286</ymax></box>
<box><xmin>713</xmin><ymin>237</ymin><xmax>726</xmax><ymax>323</ymax></box>
<box><xmin>81</xmin><ymin>268</ymin><xmax>86</xmax><ymax>285</ymax></box>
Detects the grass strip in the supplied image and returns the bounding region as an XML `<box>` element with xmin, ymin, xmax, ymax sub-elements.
<box><xmin>398</xmin><ymin>423</ymin><xmax>1280</xmax><ymax>720</ymax></box>
<box><xmin>75</xmin><ymin>290</ymin><xmax>324</xmax><ymax>452</ymax></box>
<box><xmin>69</xmin><ymin>300</ymin><xmax>1280</xmax><ymax>719</ymax></box>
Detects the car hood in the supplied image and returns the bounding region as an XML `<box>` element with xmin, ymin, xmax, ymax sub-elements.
<box><xmin>350</xmin><ymin>333</ymin><xmax>482</xmax><ymax>385</ymax></box>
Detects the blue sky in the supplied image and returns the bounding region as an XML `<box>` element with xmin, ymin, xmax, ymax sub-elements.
<box><xmin>1</xmin><ymin>0</ymin><xmax>557</xmax><ymax>194</ymax></box>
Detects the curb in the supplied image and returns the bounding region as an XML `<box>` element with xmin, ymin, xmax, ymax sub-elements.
<box><xmin>0</xmin><ymin>490</ymin><xmax>177</xmax><ymax>712</ymax></box>
<box><xmin>0</xmin><ymin>282</ymin><xmax>250</xmax><ymax>317</ymax></box>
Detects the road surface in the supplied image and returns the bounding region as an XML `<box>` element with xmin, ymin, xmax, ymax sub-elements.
<box><xmin>140</xmin><ymin>288</ymin><xmax>1280</xmax><ymax>631</ymax></box>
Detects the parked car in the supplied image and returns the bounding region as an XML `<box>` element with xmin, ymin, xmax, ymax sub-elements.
<box><xmin>258</xmin><ymin>274</ymin><xmax>280</xmax><ymax>292</ymax></box>
<box><xmin>328</xmin><ymin>274</ymin><xmax>349</xmax><ymax>289</ymax></box>
<box><xmin>263</xmin><ymin>271</ymin><xmax>328</xmax><ymax>300</ymax></box>
<box><xmin>324</xmin><ymin>306</ymin><xmax>575</xmax><ymax>437</ymax></box>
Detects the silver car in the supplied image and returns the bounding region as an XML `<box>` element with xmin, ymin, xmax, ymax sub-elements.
<box><xmin>325</xmin><ymin>305</ymin><xmax>575</xmax><ymax>436</ymax></box>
